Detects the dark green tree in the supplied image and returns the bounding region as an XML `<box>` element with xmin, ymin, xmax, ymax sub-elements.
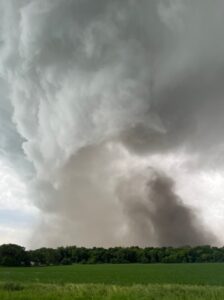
<box><xmin>0</xmin><ymin>244</ymin><xmax>30</xmax><ymax>266</ymax></box>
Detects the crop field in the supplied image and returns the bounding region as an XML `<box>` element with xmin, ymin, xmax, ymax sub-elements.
<box><xmin>0</xmin><ymin>263</ymin><xmax>224</xmax><ymax>299</ymax></box>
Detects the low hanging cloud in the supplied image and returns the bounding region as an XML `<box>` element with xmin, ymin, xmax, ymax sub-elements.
<box><xmin>0</xmin><ymin>0</ymin><xmax>223</xmax><ymax>247</ymax></box>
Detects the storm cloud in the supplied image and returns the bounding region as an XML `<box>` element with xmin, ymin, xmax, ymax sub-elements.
<box><xmin>0</xmin><ymin>0</ymin><xmax>223</xmax><ymax>247</ymax></box>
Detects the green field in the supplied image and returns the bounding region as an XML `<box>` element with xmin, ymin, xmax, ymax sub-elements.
<box><xmin>1</xmin><ymin>263</ymin><xmax>224</xmax><ymax>286</ymax></box>
<box><xmin>1</xmin><ymin>264</ymin><xmax>224</xmax><ymax>299</ymax></box>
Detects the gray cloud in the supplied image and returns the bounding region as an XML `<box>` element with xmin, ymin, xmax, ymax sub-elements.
<box><xmin>0</xmin><ymin>0</ymin><xmax>223</xmax><ymax>247</ymax></box>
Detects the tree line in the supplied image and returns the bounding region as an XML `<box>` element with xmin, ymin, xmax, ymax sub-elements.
<box><xmin>1</xmin><ymin>244</ymin><xmax>224</xmax><ymax>266</ymax></box>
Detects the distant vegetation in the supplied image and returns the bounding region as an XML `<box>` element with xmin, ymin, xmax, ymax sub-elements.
<box><xmin>1</xmin><ymin>244</ymin><xmax>224</xmax><ymax>266</ymax></box>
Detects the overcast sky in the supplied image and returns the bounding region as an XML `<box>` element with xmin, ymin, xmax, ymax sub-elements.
<box><xmin>0</xmin><ymin>0</ymin><xmax>224</xmax><ymax>248</ymax></box>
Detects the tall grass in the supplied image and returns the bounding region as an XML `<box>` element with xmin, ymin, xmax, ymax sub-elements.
<box><xmin>0</xmin><ymin>283</ymin><xmax>224</xmax><ymax>300</ymax></box>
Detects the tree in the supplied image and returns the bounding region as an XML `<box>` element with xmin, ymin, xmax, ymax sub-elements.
<box><xmin>0</xmin><ymin>244</ymin><xmax>30</xmax><ymax>266</ymax></box>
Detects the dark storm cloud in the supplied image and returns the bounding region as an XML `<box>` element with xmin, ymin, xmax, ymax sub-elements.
<box><xmin>117</xmin><ymin>168</ymin><xmax>215</xmax><ymax>247</ymax></box>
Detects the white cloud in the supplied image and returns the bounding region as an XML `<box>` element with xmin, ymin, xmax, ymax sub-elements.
<box><xmin>0</xmin><ymin>225</ymin><xmax>32</xmax><ymax>247</ymax></box>
<box><xmin>0</xmin><ymin>158</ymin><xmax>39</xmax><ymax>246</ymax></box>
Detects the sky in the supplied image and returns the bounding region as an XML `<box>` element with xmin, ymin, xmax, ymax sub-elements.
<box><xmin>0</xmin><ymin>0</ymin><xmax>224</xmax><ymax>249</ymax></box>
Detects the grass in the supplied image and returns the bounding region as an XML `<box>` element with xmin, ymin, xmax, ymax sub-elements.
<box><xmin>1</xmin><ymin>264</ymin><xmax>224</xmax><ymax>299</ymax></box>
<box><xmin>1</xmin><ymin>263</ymin><xmax>224</xmax><ymax>286</ymax></box>
<box><xmin>0</xmin><ymin>282</ymin><xmax>224</xmax><ymax>300</ymax></box>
